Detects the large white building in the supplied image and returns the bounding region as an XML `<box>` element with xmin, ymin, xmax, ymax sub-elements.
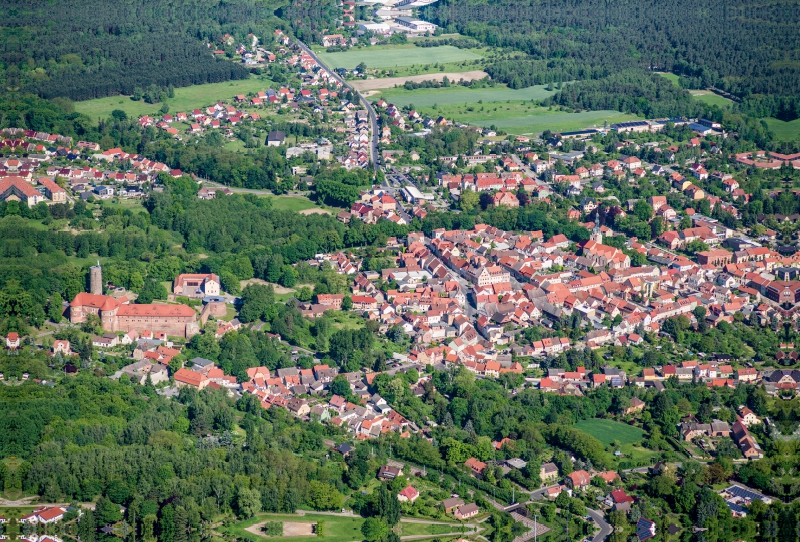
<box><xmin>358</xmin><ymin>22</ymin><xmax>392</xmax><ymax>34</ymax></box>
<box><xmin>394</xmin><ymin>16</ymin><xmax>437</xmax><ymax>33</ymax></box>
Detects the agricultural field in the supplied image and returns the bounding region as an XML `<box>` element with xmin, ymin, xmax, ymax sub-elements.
<box><xmin>409</xmin><ymin>100</ymin><xmax>639</xmax><ymax>135</ymax></box>
<box><xmin>74</xmin><ymin>76</ymin><xmax>275</xmax><ymax>119</ymax></box>
<box><xmin>223</xmin><ymin>512</ymin><xmax>365</xmax><ymax>542</ymax></box>
<box><xmin>373</xmin><ymin>84</ymin><xmax>559</xmax><ymax>108</ymax></box>
<box><xmin>316</xmin><ymin>45</ymin><xmax>483</xmax><ymax>70</ymax></box>
<box><xmin>573</xmin><ymin>419</ymin><xmax>645</xmax><ymax>447</ymax></box>
<box><xmin>763</xmin><ymin>117</ymin><xmax>800</xmax><ymax>141</ymax></box>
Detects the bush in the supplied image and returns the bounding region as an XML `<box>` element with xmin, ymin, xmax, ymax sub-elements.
<box><xmin>263</xmin><ymin>521</ymin><xmax>283</xmax><ymax>536</ymax></box>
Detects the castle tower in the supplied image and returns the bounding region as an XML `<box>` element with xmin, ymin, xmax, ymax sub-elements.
<box><xmin>89</xmin><ymin>261</ymin><xmax>103</xmax><ymax>295</ymax></box>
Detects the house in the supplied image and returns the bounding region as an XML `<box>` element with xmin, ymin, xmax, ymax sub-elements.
<box><xmin>454</xmin><ymin>503</ymin><xmax>480</xmax><ymax>520</ymax></box>
<box><xmin>442</xmin><ymin>497</ymin><xmax>465</xmax><ymax>513</ymax></box>
<box><xmin>173</xmin><ymin>368</ymin><xmax>208</xmax><ymax>389</ymax></box>
<box><xmin>335</xmin><ymin>443</ymin><xmax>354</xmax><ymax>457</ymax></box>
<box><xmin>565</xmin><ymin>470</ymin><xmax>591</xmax><ymax>489</ymax></box>
<box><xmin>540</xmin><ymin>462</ymin><xmax>559</xmax><ymax>482</ymax></box>
<box><xmin>398</xmin><ymin>485</ymin><xmax>419</xmax><ymax>503</ymax></box>
<box><xmin>378</xmin><ymin>465</ymin><xmax>401</xmax><ymax>480</ymax></box>
<box><xmin>19</xmin><ymin>507</ymin><xmax>67</xmax><ymax>524</ymax></box>
<box><xmin>625</xmin><ymin>397</ymin><xmax>646</xmax><ymax>415</ymax></box>
<box><xmin>5</xmin><ymin>332</ymin><xmax>20</xmax><ymax>349</ymax></box>
<box><xmin>52</xmin><ymin>340</ymin><xmax>71</xmax><ymax>356</ymax></box>
<box><xmin>267</xmin><ymin>131</ymin><xmax>286</xmax><ymax>147</ymax></box>
<box><xmin>738</xmin><ymin>407</ymin><xmax>761</xmax><ymax>427</ymax></box>
<box><xmin>636</xmin><ymin>517</ymin><xmax>657</xmax><ymax>542</ymax></box>
<box><xmin>465</xmin><ymin>457</ymin><xmax>487</xmax><ymax>478</ymax></box>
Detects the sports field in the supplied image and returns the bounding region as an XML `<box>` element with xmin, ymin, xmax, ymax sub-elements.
<box><xmin>316</xmin><ymin>45</ymin><xmax>482</xmax><ymax>69</ymax></box>
<box><xmin>373</xmin><ymin>84</ymin><xmax>559</xmax><ymax>107</ymax></box>
<box><xmin>763</xmin><ymin>117</ymin><xmax>800</xmax><ymax>141</ymax></box>
<box><xmin>573</xmin><ymin>419</ymin><xmax>645</xmax><ymax>446</ymax></box>
<box><xmin>75</xmin><ymin>76</ymin><xmax>274</xmax><ymax>119</ymax></box>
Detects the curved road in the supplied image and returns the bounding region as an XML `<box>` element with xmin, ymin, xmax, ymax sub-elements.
<box><xmin>295</xmin><ymin>40</ymin><xmax>380</xmax><ymax>171</ymax></box>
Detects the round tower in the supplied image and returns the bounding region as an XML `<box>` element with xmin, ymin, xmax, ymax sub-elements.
<box><xmin>90</xmin><ymin>262</ymin><xmax>103</xmax><ymax>295</ymax></box>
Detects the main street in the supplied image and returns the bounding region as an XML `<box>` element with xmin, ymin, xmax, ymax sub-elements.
<box><xmin>295</xmin><ymin>40</ymin><xmax>380</xmax><ymax>172</ymax></box>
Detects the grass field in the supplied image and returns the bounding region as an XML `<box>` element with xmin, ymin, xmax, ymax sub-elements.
<box><xmin>763</xmin><ymin>117</ymin><xmax>800</xmax><ymax>141</ymax></box>
<box><xmin>269</xmin><ymin>195</ymin><xmax>320</xmax><ymax>213</ymax></box>
<box><xmin>657</xmin><ymin>72</ymin><xmax>681</xmax><ymax>86</ymax></box>
<box><xmin>410</xmin><ymin>100</ymin><xmax>639</xmax><ymax>134</ymax></box>
<box><xmin>75</xmin><ymin>76</ymin><xmax>274</xmax><ymax>119</ymax></box>
<box><xmin>316</xmin><ymin>45</ymin><xmax>483</xmax><ymax>69</ymax></box>
<box><xmin>690</xmin><ymin>92</ymin><xmax>733</xmax><ymax>108</ymax></box>
<box><xmin>373</xmin><ymin>84</ymin><xmax>559</xmax><ymax>107</ymax></box>
<box><xmin>400</xmin><ymin>521</ymin><xmax>467</xmax><ymax>536</ymax></box>
<box><xmin>223</xmin><ymin>512</ymin><xmax>365</xmax><ymax>542</ymax></box>
<box><xmin>573</xmin><ymin>419</ymin><xmax>645</xmax><ymax>446</ymax></box>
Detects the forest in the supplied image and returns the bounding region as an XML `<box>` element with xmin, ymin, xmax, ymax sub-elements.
<box><xmin>0</xmin><ymin>0</ymin><xmax>287</xmax><ymax>101</ymax></box>
<box><xmin>423</xmin><ymin>0</ymin><xmax>800</xmax><ymax>121</ymax></box>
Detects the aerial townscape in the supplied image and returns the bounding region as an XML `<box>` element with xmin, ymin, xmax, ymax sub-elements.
<box><xmin>1</xmin><ymin>1</ymin><xmax>799</xmax><ymax>542</ymax></box>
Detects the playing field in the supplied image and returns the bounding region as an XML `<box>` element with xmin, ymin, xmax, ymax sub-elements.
<box><xmin>316</xmin><ymin>45</ymin><xmax>482</xmax><ymax>69</ymax></box>
<box><xmin>374</xmin><ymin>84</ymin><xmax>559</xmax><ymax>107</ymax></box>
<box><xmin>763</xmin><ymin>117</ymin><xmax>800</xmax><ymax>141</ymax></box>
<box><xmin>224</xmin><ymin>513</ymin><xmax>364</xmax><ymax>542</ymax></box>
<box><xmin>573</xmin><ymin>419</ymin><xmax>645</xmax><ymax>446</ymax></box>
<box><xmin>75</xmin><ymin>76</ymin><xmax>274</xmax><ymax>119</ymax></box>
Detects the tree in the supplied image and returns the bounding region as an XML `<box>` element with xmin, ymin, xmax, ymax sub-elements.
<box><xmin>307</xmin><ymin>481</ymin><xmax>344</xmax><ymax>511</ymax></box>
<box><xmin>330</xmin><ymin>375</ymin><xmax>351</xmax><ymax>398</ymax></box>
<box><xmin>376</xmin><ymin>484</ymin><xmax>401</xmax><ymax>526</ymax></box>
<box><xmin>460</xmin><ymin>188</ymin><xmax>479</xmax><ymax>212</ymax></box>
<box><xmin>238</xmin><ymin>283</ymin><xmax>275</xmax><ymax>323</ymax></box>
<box><xmin>341</xmin><ymin>295</ymin><xmax>353</xmax><ymax>311</ymax></box>
<box><xmin>159</xmin><ymin>504</ymin><xmax>175</xmax><ymax>542</ymax></box>
<box><xmin>96</xmin><ymin>496</ymin><xmax>122</xmax><ymax>525</ymax></box>
<box><xmin>236</xmin><ymin>487</ymin><xmax>262</xmax><ymax>518</ymax></box>
<box><xmin>47</xmin><ymin>292</ymin><xmax>63</xmax><ymax>322</ymax></box>
<box><xmin>78</xmin><ymin>509</ymin><xmax>97</xmax><ymax>542</ymax></box>
<box><xmin>633</xmin><ymin>199</ymin><xmax>653</xmax><ymax>222</ymax></box>
<box><xmin>361</xmin><ymin>518</ymin><xmax>388</xmax><ymax>542</ymax></box>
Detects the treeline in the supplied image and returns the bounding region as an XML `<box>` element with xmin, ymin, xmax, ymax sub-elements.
<box><xmin>423</xmin><ymin>0</ymin><xmax>800</xmax><ymax>120</ymax></box>
<box><xmin>414</xmin><ymin>37</ymin><xmax>481</xmax><ymax>49</ymax></box>
<box><xmin>4</xmin><ymin>0</ymin><xmax>278</xmax><ymax>101</ymax></box>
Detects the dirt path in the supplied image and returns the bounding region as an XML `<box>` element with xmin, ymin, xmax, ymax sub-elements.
<box><xmin>298</xmin><ymin>208</ymin><xmax>331</xmax><ymax>215</ymax></box>
<box><xmin>351</xmin><ymin>70</ymin><xmax>490</xmax><ymax>91</ymax></box>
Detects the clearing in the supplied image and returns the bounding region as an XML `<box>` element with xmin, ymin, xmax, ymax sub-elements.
<box><xmin>75</xmin><ymin>76</ymin><xmax>274</xmax><ymax>119</ymax></box>
<box><xmin>352</xmin><ymin>71</ymin><xmax>489</xmax><ymax>91</ymax></box>
<box><xmin>573</xmin><ymin>419</ymin><xmax>645</xmax><ymax>446</ymax></box>
<box><xmin>224</xmin><ymin>512</ymin><xmax>364</xmax><ymax>542</ymax></box>
<box><xmin>372</xmin><ymin>83</ymin><xmax>558</xmax><ymax>107</ymax></box>
<box><xmin>316</xmin><ymin>45</ymin><xmax>482</xmax><ymax>69</ymax></box>
<box><xmin>763</xmin><ymin>117</ymin><xmax>800</xmax><ymax>141</ymax></box>
<box><xmin>268</xmin><ymin>194</ymin><xmax>322</xmax><ymax>213</ymax></box>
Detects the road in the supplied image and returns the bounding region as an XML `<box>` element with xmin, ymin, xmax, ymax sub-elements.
<box><xmin>525</xmin><ymin>488</ymin><xmax>612</xmax><ymax>542</ymax></box>
<box><xmin>296</xmin><ymin>41</ymin><xmax>380</xmax><ymax>171</ymax></box>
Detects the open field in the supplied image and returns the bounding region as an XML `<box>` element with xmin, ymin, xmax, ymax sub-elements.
<box><xmin>269</xmin><ymin>194</ymin><xmax>321</xmax><ymax>213</ymax></box>
<box><xmin>352</xmin><ymin>70</ymin><xmax>489</xmax><ymax>91</ymax></box>
<box><xmin>400</xmin><ymin>521</ymin><xmax>467</xmax><ymax>537</ymax></box>
<box><xmin>372</xmin><ymin>84</ymin><xmax>558</xmax><ymax>107</ymax></box>
<box><xmin>656</xmin><ymin>72</ymin><xmax>681</xmax><ymax>86</ymax></box>
<box><xmin>573</xmin><ymin>419</ymin><xmax>645</xmax><ymax>446</ymax></box>
<box><xmin>763</xmin><ymin>117</ymin><xmax>800</xmax><ymax>141</ymax></box>
<box><xmin>75</xmin><ymin>76</ymin><xmax>274</xmax><ymax>119</ymax></box>
<box><xmin>317</xmin><ymin>45</ymin><xmax>483</xmax><ymax>69</ymax></box>
<box><xmin>410</xmin><ymin>101</ymin><xmax>639</xmax><ymax>134</ymax></box>
<box><xmin>223</xmin><ymin>512</ymin><xmax>364</xmax><ymax>542</ymax></box>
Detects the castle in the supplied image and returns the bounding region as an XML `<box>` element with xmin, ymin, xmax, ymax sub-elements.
<box><xmin>69</xmin><ymin>293</ymin><xmax>199</xmax><ymax>338</ymax></box>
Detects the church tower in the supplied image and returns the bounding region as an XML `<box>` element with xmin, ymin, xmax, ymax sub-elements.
<box><xmin>591</xmin><ymin>208</ymin><xmax>603</xmax><ymax>244</ymax></box>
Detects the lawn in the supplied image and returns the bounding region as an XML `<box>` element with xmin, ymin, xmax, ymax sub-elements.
<box><xmin>222</xmin><ymin>512</ymin><xmax>365</xmax><ymax>542</ymax></box>
<box><xmin>74</xmin><ymin>76</ymin><xmax>275</xmax><ymax>119</ymax></box>
<box><xmin>329</xmin><ymin>312</ymin><xmax>366</xmax><ymax>331</ymax></box>
<box><xmin>409</xmin><ymin>100</ymin><xmax>639</xmax><ymax>134</ymax></box>
<box><xmin>656</xmin><ymin>72</ymin><xmax>681</xmax><ymax>86</ymax></box>
<box><xmin>573</xmin><ymin>419</ymin><xmax>645</xmax><ymax>447</ymax></box>
<box><xmin>316</xmin><ymin>45</ymin><xmax>482</xmax><ymax>69</ymax></box>
<box><xmin>373</xmin><ymin>84</ymin><xmax>559</xmax><ymax>107</ymax></box>
<box><xmin>763</xmin><ymin>117</ymin><xmax>800</xmax><ymax>141</ymax></box>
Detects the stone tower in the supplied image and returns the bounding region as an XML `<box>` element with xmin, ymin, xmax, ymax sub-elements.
<box><xmin>90</xmin><ymin>261</ymin><xmax>103</xmax><ymax>295</ymax></box>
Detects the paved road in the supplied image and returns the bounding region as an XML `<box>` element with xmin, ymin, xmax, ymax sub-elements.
<box><xmin>585</xmin><ymin>507</ymin><xmax>612</xmax><ymax>542</ymax></box>
<box><xmin>296</xmin><ymin>41</ymin><xmax>380</xmax><ymax>171</ymax></box>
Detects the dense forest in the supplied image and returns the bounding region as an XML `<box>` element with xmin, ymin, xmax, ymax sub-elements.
<box><xmin>0</xmin><ymin>0</ymin><xmax>287</xmax><ymax>101</ymax></box>
<box><xmin>424</xmin><ymin>0</ymin><xmax>800</xmax><ymax>120</ymax></box>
